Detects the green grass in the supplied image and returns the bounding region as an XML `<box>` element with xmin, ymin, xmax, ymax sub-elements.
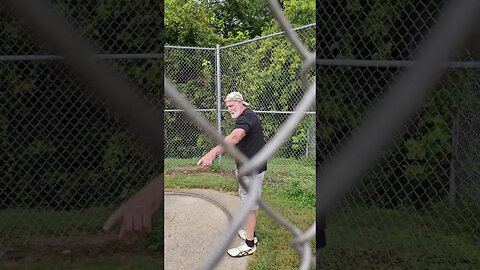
<box><xmin>1</xmin><ymin>256</ymin><xmax>162</xmax><ymax>270</ymax></box>
<box><xmin>165</xmin><ymin>157</ymin><xmax>316</xmax><ymax>270</ymax></box>
<box><xmin>166</xmin><ymin>156</ymin><xmax>314</xmax><ymax>188</ymax></box>
<box><xmin>164</xmin><ymin>156</ymin><xmax>236</xmax><ymax>171</ymax></box>
<box><xmin>166</xmin><ymin>157</ymin><xmax>480</xmax><ymax>269</ymax></box>
<box><xmin>165</xmin><ymin>174</ymin><xmax>237</xmax><ymax>192</ymax></box>
<box><xmin>0</xmin><ymin>208</ymin><xmax>163</xmax><ymax>270</ymax></box>
<box><xmin>0</xmin><ymin>207</ymin><xmax>110</xmax><ymax>243</ymax></box>
<box><xmin>5</xmin><ymin>155</ymin><xmax>478</xmax><ymax>269</ymax></box>
<box><xmin>320</xmin><ymin>206</ymin><xmax>480</xmax><ymax>269</ymax></box>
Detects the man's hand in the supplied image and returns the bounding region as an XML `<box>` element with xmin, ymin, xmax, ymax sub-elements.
<box><xmin>197</xmin><ymin>153</ymin><xmax>215</xmax><ymax>167</ymax></box>
<box><xmin>103</xmin><ymin>175</ymin><xmax>163</xmax><ymax>239</ymax></box>
<box><xmin>196</xmin><ymin>128</ymin><xmax>245</xmax><ymax>167</ymax></box>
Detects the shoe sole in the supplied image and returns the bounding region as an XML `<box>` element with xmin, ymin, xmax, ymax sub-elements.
<box><xmin>227</xmin><ymin>250</ymin><xmax>255</xmax><ymax>258</ymax></box>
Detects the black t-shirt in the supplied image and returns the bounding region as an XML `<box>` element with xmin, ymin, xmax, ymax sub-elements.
<box><xmin>234</xmin><ymin>108</ymin><xmax>267</xmax><ymax>173</ymax></box>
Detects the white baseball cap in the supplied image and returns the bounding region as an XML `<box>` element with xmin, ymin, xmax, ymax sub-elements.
<box><xmin>224</xmin><ymin>91</ymin><xmax>250</xmax><ymax>106</ymax></box>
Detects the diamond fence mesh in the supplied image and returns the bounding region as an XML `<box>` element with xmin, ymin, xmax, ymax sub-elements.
<box><xmin>165</xmin><ymin>24</ymin><xmax>315</xmax><ymax>173</ymax></box>
<box><xmin>318</xmin><ymin>0</ymin><xmax>480</xmax><ymax>268</ymax></box>
<box><xmin>0</xmin><ymin>1</ymin><xmax>161</xmax><ymax>55</ymax></box>
<box><xmin>0</xmin><ymin>0</ymin><xmax>163</xmax><ymax>258</ymax></box>
<box><xmin>164</xmin><ymin>47</ymin><xmax>218</xmax><ymax>161</ymax></box>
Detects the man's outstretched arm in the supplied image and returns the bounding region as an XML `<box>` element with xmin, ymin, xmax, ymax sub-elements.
<box><xmin>197</xmin><ymin>128</ymin><xmax>245</xmax><ymax>167</ymax></box>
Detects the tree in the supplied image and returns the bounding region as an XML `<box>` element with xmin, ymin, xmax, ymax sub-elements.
<box><xmin>208</xmin><ymin>0</ymin><xmax>270</xmax><ymax>39</ymax></box>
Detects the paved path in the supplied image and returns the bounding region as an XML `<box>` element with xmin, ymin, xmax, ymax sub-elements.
<box><xmin>164</xmin><ymin>188</ymin><xmax>250</xmax><ymax>270</ymax></box>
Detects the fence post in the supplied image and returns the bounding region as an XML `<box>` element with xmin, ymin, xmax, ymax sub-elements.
<box><xmin>216</xmin><ymin>44</ymin><xmax>222</xmax><ymax>164</ymax></box>
<box><xmin>306</xmin><ymin>114</ymin><xmax>315</xmax><ymax>157</ymax></box>
<box><xmin>449</xmin><ymin>114</ymin><xmax>459</xmax><ymax>207</ymax></box>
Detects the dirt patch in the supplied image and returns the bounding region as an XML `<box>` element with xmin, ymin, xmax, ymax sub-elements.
<box><xmin>0</xmin><ymin>233</ymin><xmax>161</xmax><ymax>266</ymax></box>
<box><xmin>166</xmin><ymin>166</ymin><xmax>284</xmax><ymax>187</ymax></box>
<box><xmin>165</xmin><ymin>166</ymin><xmax>234</xmax><ymax>178</ymax></box>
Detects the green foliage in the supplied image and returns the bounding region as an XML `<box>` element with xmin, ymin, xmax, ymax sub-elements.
<box><xmin>283</xmin><ymin>179</ymin><xmax>315</xmax><ymax>209</ymax></box>
<box><xmin>1</xmin><ymin>1</ymin><xmax>163</xmax><ymax>55</ymax></box>
<box><xmin>165</xmin><ymin>0</ymin><xmax>314</xmax><ymax>46</ymax></box>
<box><xmin>211</xmin><ymin>0</ymin><xmax>270</xmax><ymax>39</ymax></box>
<box><xmin>1</xmin><ymin>0</ymin><xmax>163</xmax><ymax>209</ymax></box>
<box><xmin>316</xmin><ymin>1</ymin><xmax>474</xmax><ymax>209</ymax></box>
<box><xmin>281</xmin><ymin>0</ymin><xmax>316</xmax><ymax>27</ymax></box>
<box><xmin>165</xmin><ymin>0</ymin><xmax>224</xmax><ymax>46</ymax></box>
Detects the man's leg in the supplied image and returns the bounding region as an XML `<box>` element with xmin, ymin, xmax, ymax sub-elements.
<box><xmin>244</xmin><ymin>172</ymin><xmax>264</xmax><ymax>242</ymax></box>
<box><xmin>227</xmin><ymin>172</ymin><xmax>264</xmax><ymax>257</ymax></box>
<box><xmin>245</xmin><ymin>210</ymin><xmax>257</xmax><ymax>241</ymax></box>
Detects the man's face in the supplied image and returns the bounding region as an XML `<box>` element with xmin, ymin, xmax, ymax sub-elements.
<box><xmin>225</xmin><ymin>101</ymin><xmax>243</xmax><ymax>119</ymax></box>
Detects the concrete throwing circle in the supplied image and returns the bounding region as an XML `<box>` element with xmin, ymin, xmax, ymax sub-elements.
<box><xmin>165</xmin><ymin>190</ymin><xmax>249</xmax><ymax>270</ymax></box>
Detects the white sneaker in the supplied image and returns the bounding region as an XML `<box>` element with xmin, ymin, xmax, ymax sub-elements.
<box><xmin>227</xmin><ymin>242</ymin><xmax>256</xmax><ymax>257</ymax></box>
<box><xmin>238</xmin><ymin>229</ymin><xmax>258</xmax><ymax>245</ymax></box>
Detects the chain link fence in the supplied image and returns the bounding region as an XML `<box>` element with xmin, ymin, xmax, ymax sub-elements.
<box><xmin>317</xmin><ymin>0</ymin><xmax>480</xmax><ymax>268</ymax></box>
<box><xmin>164</xmin><ymin>47</ymin><xmax>217</xmax><ymax>162</ymax></box>
<box><xmin>0</xmin><ymin>0</ymin><xmax>163</xmax><ymax>259</ymax></box>
<box><xmin>164</xmin><ymin>0</ymin><xmax>317</xmax><ymax>267</ymax></box>
<box><xmin>4</xmin><ymin>0</ymin><xmax>480</xmax><ymax>268</ymax></box>
<box><xmin>165</xmin><ymin>24</ymin><xmax>315</xmax><ymax>172</ymax></box>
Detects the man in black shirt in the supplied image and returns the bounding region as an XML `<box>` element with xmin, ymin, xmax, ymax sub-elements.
<box><xmin>197</xmin><ymin>91</ymin><xmax>267</xmax><ymax>257</ymax></box>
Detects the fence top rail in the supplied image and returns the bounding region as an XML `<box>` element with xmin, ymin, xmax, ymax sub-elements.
<box><xmin>0</xmin><ymin>53</ymin><xmax>163</xmax><ymax>61</ymax></box>
<box><xmin>318</xmin><ymin>59</ymin><xmax>480</xmax><ymax>69</ymax></box>
<box><xmin>165</xmin><ymin>109</ymin><xmax>316</xmax><ymax>115</ymax></box>
<box><xmin>219</xmin><ymin>23</ymin><xmax>315</xmax><ymax>50</ymax></box>
<box><xmin>165</xmin><ymin>45</ymin><xmax>216</xmax><ymax>51</ymax></box>
<box><xmin>165</xmin><ymin>109</ymin><xmax>217</xmax><ymax>112</ymax></box>
<box><xmin>164</xmin><ymin>23</ymin><xmax>315</xmax><ymax>51</ymax></box>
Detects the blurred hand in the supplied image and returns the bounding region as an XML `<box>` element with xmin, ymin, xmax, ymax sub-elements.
<box><xmin>197</xmin><ymin>153</ymin><xmax>215</xmax><ymax>167</ymax></box>
<box><xmin>103</xmin><ymin>174</ymin><xmax>163</xmax><ymax>239</ymax></box>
